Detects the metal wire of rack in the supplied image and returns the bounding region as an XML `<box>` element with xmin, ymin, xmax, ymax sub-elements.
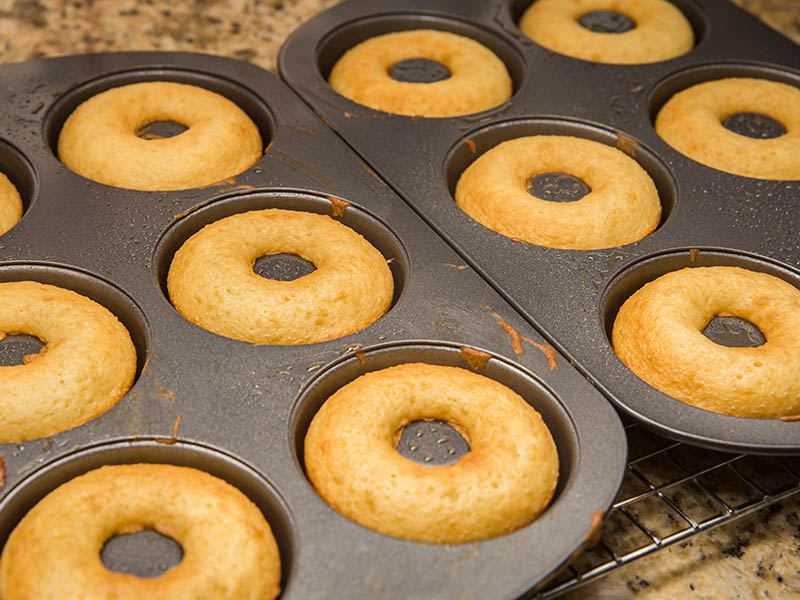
<box><xmin>536</xmin><ymin>419</ymin><xmax>800</xmax><ymax>598</ymax></box>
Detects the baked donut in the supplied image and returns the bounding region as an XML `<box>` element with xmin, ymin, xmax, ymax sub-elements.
<box><xmin>612</xmin><ymin>266</ymin><xmax>800</xmax><ymax>418</ymax></box>
<box><xmin>519</xmin><ymin>0</ymin><xmax>694</xmax><ymax>64</ymax></box>
<box><xmin>0</xmin><ymin>281</ymin><xmax>136</xmax><ymax>443</ymax></box>
<box><xmin>655</xmin><ymin>77</ymin><xmax>800</xmax><ymax>180</ymax></box>
<box><xmin>167</xmin><ymin>208</ymin><xmax>394</xmax><ymax>345</ymax></box>
<box><xmin>0</xmin><ymin>172</ymin><xmax>22</xmax><ymax>236</ymax></box>
<box><xmin>304</xmin><ymin>362</ymin><xmax>559</xmax><ymax>543</ymax></box>
<box><xmin>58</xmin><ymin>81</ymin><xmax>262</xmax><ymax>190</ymax></box>
<box><xmin>455</xmin><ymin>135</ymin><xmax>661</xmax><ymax>249</ymax></box>
<box><xmin>328</xmin><ymin>29</ymin><xmax>512</xmax><ymax>117</ymax></box>
<box><xmin>0</xmin><ymin>463</ymin><xmax>281</xmax><ymax>599</ymax></box>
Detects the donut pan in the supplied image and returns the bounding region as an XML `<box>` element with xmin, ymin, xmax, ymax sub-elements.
<box><xmin>0</xmin><ymin>52</ymin><xmax>626</xmax><ymax>598</ymax></box>
<box><xmin>278</xmin><ymin>0</ymin><xmax>800</xmax><ymax>454</ymax></box>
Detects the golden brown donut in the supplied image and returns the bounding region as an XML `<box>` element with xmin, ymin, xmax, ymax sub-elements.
<box><xmin>167</xmin><ymin>208</ymin><xmax>394</xmax><ymax>345</ymax></box>
<box><xmin>655</xmin><ymin>77</ymin><xmax>800</xmax><ymax>180</ymax></box>
<box><xmin>304</xmin><ymin>363</ymin><xmax>559</xmax><ymax>543</ymax></box>
<box><xmin>612</xmin><ymin>266</ymin><xmax>800</xmax><ymax>418</ymax></box>
<box><xmin>455</xmin><ymin>135</ymin><xmax>661</xmax><ymax>249</ymax></box>
<box><xmin>58</xmin><ymin>81</ymin><xmax>262</xmax><ymax>190</ymax></box>
<box><xmin>0</xmin><ymin>463</ymin><xmax>281</xmax><ymax>599</ymax></box>
<box><xmin>328</xmin><ymin>29</ymin><xmax>512</xmax><ymax>117</ymax></box>
<box><xmin>0</xmin><ymin>281</ymin><xmax>136</xmax><ymax>443</ymax></box>
<box><xmin>0</xmin><ymin>172</ymin><xmax>22</xmax><ymax>236</ymax></box>
<box><xmin>519</xmin><ymin>0</ymin><xmax>694</xmax><ymax>64</ymax></box>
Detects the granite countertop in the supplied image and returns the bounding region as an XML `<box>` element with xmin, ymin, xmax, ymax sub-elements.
<box><xmin>0</xmin><ymin>1</ymin><xmax>798</xmax><ymax>598</ymax></box>
<box><xmin>0</xmin><ymin>0</ymin><xmax>797</xmax><ymax>68</ymax></box>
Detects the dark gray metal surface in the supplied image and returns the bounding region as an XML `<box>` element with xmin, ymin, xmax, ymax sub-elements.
<box><xmin>278</xmin><ymin>0</ymin><xmax>800</xmax><ymax>454</ymax></box>
<box><xmin>0</xmin><ymin>52</ymin><xmax>626</xmax><ymax>599</ymax></box>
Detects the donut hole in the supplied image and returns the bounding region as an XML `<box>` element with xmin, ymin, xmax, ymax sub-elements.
<box><xmin>254</xmin><ymin>253</ymin><xmax>317</xmax><ymax>282</ymax></box>
<box><xmin>702</xmin><ymin>315</ymin><xmax>766</xmax><ymax>348</ymax></box>
<box><xmin>527</xmin><ymin>172</ymin><xmax>591</xmax><ymax>203</ymax></box>
<box><xmin>389</xmin><ymin>58</ymin><xmax>452</xmax><ymax>83</ymax></box>
<box><xmin>316</xmin><ymin>14</ymin><xmax>526</xmax><ymax>96</ymax></box>
<box><xmin>578</xmin><ymin>10</ymin><xmax>636</xmax><ymax>34</ymax></box>
<box><xmin>0</xmin><ymin>334</ymin><xmax>45</xmax><ymax>366</ymax></box>
<box><xmin>721</xmin><ymin>112</ymin><xmax>786</xmax><ymax>140</ymax></box>
<box><xmin>136</xmin><ymin>120</ymin><xmax>189</xmax><ymax>140</ymax></box>
<box><xmin>100</xmin><ymin>528</ymin><xmax>183</xmax><ymax>578</ymax></box>
<box><xmin>394</xmin><ymin>419</ymin><xmax>471</xmax><ymax>466</ymax></box>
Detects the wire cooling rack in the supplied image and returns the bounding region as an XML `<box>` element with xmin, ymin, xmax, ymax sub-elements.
<box><xmin>536</xmin><ymin>418</ymin><xmax>800</xmax><ymax>598</ymax></box>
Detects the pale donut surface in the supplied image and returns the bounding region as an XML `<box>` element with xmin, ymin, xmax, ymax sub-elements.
<box><xmin>0</xmin><ymin>172</ymin><xmax>22</xmax><ymax>236</ymax></box>
<box><xmin>58</xmin><ymin>81</ymin><xmax>263</xmax><ymax>190</ymax></box>
<box><xmin>0</xmin><ymin>463</ymin><xmax>281</xmax><ymax>600</ymax></box>
<box><xmin>167</xmin><ymin>208</ymin><xmax>394</xmax><ymax>345</ymax></box>
<box><xmin>0</xmin><ymin>281</ymin><xmax>136</xmax><ymax>443</ymax></box>
<box><xmin>455</xmin><ymin>135</ymin><xmax>661</xmax><ymax>249</ymax></box>
<box><xmin>655</xmin><ymin>78</ymin><xmax>800</xmax><ymax>180</ymax></box>
<box><xmin>612</xmin><ymin>266</ymin><xmax>800</xmax><ymax>418</ymax></box>
<box><xmin>304</xmin><ymin>363</ymin><xmax>559</xmax><ymax>543</ymax></box>
<box><xmin>328</xmin><ymin>29</ymin><xmax>512</xmax><ymax>117</ymax></box>
<box><xmin>519</xmin><ymin>0</ymin><xmax>694</xmax><ymax>64</ymax></box>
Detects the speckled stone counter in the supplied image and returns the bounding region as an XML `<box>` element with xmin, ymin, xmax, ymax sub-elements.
<box><xmin>0</xmin><ymin>1</ymin><xmax>798</xmax><ymax>598</ymax></box>
<box><xmin>1</xmin><ymin>0</ymin><xmax>796</xmax><ymax>69</ymax></box>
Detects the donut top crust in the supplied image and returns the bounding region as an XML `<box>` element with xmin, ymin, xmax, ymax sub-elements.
<box><xmin>167</xmin><ymin>208</ymin><xmax>394</xmax><ymax>345</ymax></box>
<box><xmin>655</xmin><ymin>77</ymin><xmax>800</xmax><ymax>180</ymax></box>
<box><xmin>328</xmin><ymin>29</ymin><xmax>512</xmax><ymax>118</ymax></box>
<box><xmin>58</xmin><ymin>81</ymin><xmax>263</xmax><ymax>191</ymax></box>
<box><xmin>519</xmin><ymin>0</ymin><xmax>694</xmax><ymax>64</ymax></box>
<box><xmin>305</xmin><ymin>362</ymin><xmax>559</xmax><ymax>543</ymax></box>
<box><xmin>612</xmin><ymin>266</ymin><xmax>800</xmax><ymax>418</ymax></box>
<box><xmin>0</xmin><ymin>171</ymin><xmax>22</xmax><ymax>236</ymax></box>
<box><xmin>0</xmin><ymin>463</ymin><xmax>281</xmax><ymax>600</ymax></box>
<box><xmin>455</xmin><ymin>135</ymin><xmax>661</xmax><ymax>249</ymax></box>
<box><xmin>0</xmin><ymin>281</ymin><xmax>137</xmax><ymax>443</ymax></box>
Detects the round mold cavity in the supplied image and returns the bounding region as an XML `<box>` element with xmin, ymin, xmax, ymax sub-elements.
<box><xmin>598</xmin><ymin>248</ymin><xmax>800</xmax><ymax>452</ymax></box>
<box><xmin>648</xmin><ymin>62</ymin><xmax>800</xmax><ymax>123</ymax></box>
<box><xmin>316</xmin><ymin>13</ymin><xmax>526</xmax><ymax>104</ymax></box>
<box><xmin>602</xmin><ymin>248</ymin><xmax>800</xmax><ymax>344</ymax></box>
<box><xmin>507</xmin><ymin>0</ymin><xmax>708</xmax><ymax>54</ymax></box>
<box><xmin>0</xmin><ymin>262</ymin><xmax>149</xmax><ymax>380</ymax></box>
<box><xmin>0</xmin><ymin>140</ymin><xmax>37</xmax><ymax>230</ymax></box>
<box><xmin>42</xmin><ymin>68</ymin><xmax>274</xmax><ymax>168</ymax></box>
<box><xmin>721</xmin><ymin>112</ymin><xmax>786</xmax><ymax>139</ymax></box>
<box><xmin>153</xmin><ymin>190</ymin><xmax>408</xmax><ymax>334</ymax></box>
<box><xmin>292</xmin><ymin>342</ymin><xmax>578</xmax><ymax>526</ymax></box>
<box><xmin>0</xmin><ymin>439</ymin><xmax>294</xmax><ymax>592</ymax></box>
<box><xmin>444</xmin><ymin>117</ymin><xmax>678</xmax><ymax>234</ymax></box>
